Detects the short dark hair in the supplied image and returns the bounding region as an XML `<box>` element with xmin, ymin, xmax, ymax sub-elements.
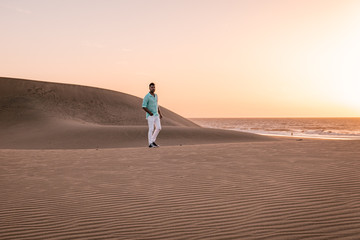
<box><xmin>149</xmin><ymin>82</ymin><xmax>155</xmax><ymax>87</ymax></box>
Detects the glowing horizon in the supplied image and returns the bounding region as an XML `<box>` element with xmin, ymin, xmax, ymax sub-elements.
<box><xmin>1</xmin><ymin>0</ymin><xmax>360</xmax><ymax>118</ymax></box>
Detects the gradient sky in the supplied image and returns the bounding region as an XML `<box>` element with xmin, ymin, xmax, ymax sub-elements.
<box><xmin>1</xmin><ymin>0</ymin><xmax>360</xmax><ymax>117</ymax></box>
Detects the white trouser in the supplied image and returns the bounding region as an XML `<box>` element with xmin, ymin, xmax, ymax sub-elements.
<box><xmin>147</xmin><ymin>115</ymin><xmax>161</xmax><ymax>144</ymax></box>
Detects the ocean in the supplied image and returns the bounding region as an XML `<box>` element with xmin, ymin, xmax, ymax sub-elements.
<box><xmin>190</xmin><ymin>118</ymin><xmax>360</xmax><ymax>140</ymax></box>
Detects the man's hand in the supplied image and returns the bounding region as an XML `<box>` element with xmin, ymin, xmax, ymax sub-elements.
<box><xmin>143</xmin><ymin>107</ymin><xmax>153</xmax><ymax>116</ymax></box>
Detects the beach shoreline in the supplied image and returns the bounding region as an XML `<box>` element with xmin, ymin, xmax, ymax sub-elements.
<box><xmin>190</xmin><ymin>118</ymin><xmax>360</xmax><ymax>141</ymax></box>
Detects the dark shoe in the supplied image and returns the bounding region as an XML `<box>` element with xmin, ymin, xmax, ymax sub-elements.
<box><xmin>152</xmin><ymin>142</ymin><xmax>159</xmax><ymax>147</ymax></box>
<box><xmin>149</xmin><ymin>143</ymin><xmax>156</xmax><ymax>148</ymax></box>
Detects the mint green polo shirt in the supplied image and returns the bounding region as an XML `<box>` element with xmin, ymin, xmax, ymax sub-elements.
<box><xmin>142</xmin><ymin>92</ymin><xmax>159</xmax><ymax>118</ymax></box>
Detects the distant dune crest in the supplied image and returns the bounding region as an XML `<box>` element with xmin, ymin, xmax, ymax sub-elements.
<box><xmin>0</xmin><ymin>77</ymin><xmax>198</xmax><ymax>127</ymax></box>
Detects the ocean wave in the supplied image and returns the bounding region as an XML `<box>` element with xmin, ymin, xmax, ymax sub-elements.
<box><xmin>231</xmin><ymin>128</ymin><xmax>360</xmax><ymax>140</ymax></box>
<box><xmin>191</xmin><ymin>118</ymin><xmax>360</xmax><ymax>140</ymax></box>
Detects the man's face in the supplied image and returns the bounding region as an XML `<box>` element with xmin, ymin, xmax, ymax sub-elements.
<box><xmin>149</xmin><ymin>85</ymin><xmax>155</xmax><ymax>93</ymax></box>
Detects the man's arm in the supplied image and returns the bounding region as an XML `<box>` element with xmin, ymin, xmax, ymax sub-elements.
<box><xmin>158</xmin><ymin>107</ymin><xmax>162</xmax><ymax>119</ymax></box>
<box><xmin>157</xmin><ymin>95</ymin><xmax>162</xmax><ymax>119</ymax></box>
<box><xmin>142</xmin><ymin>95</ymin><xmax>152</xmax><ymax>115</ymax></box>
<box><xmin>142</xmin><ymin>107</ymin><xmax>153</xmax><ymax>116</ymax></box>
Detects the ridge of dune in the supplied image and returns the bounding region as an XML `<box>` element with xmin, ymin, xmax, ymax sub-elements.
<box><xmin>0</xmin><ymin>77</ymin><xmax>272</xmax><ymax>149</ymax></box>
<box><xmin>0</xmin><ymin>77</ymin><xmax>198</xmax><ymax>127</ymax></box>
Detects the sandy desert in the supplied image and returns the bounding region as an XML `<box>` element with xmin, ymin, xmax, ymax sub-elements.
<box><xmin>1</xmin><ymin>77</ymin><xmax>360</xmax><ymax>239</ymax></box>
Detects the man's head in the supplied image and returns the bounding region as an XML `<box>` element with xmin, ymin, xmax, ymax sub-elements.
<box><xmin>149</xmin><ymin>82</ymin><xmax>155</xmax><ymax>93</ymax></box>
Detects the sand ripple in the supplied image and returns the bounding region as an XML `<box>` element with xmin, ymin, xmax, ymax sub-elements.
<box><xmin>1</xmin><ymin>140</ymin><xmax>360</xmax><ymax>239</ymax></box>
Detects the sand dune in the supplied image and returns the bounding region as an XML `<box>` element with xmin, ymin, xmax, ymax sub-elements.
<box><xmin>3</xmin><ymin>77</ymin><xmax>359</xmax><ymax>239</ymax></box>
<box><xmin>1</xmin><ymin>139</ymin><xmax>360</xmax><ymax>239</ymax></box>
<box><xmin>0</xmin><ymin>77</ymin><xmax>197</xmax><ymax>127</ymax></box>
<box><xmin>0</xmin><ymin>77</ymin><xmax>271</xmax><ymax>149</ymax></box>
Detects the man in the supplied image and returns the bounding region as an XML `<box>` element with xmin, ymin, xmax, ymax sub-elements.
<box><xmin>142</xmin><ymin>82</ymin><xmax>162</xmax><ymax>148</ymax></box>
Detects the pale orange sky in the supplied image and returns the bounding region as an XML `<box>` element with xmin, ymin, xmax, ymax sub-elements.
<box><xmin>1</xmin><ymin>0</ymin><xmax>360</xmax><ymax>117</ymax></box>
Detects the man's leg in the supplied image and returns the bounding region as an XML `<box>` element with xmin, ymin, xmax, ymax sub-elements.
<box><xmin>151</xmin><ymin>116</ymin><xmax>162</xmax><ymax>144</ymax></box>
<box><xmin>147</xmin><ymin>116</ymin><xmax>155</xmax><ymax>145</ymax></box>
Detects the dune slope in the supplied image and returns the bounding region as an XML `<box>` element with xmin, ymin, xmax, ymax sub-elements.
<box><xmin>0</xmin><ymin>77</ymin><xmax>272</xmax><ymax>149</ymax></box>
<box><xmin>0</xmin><ymin>77</ymin><xmax>197</xmax><ymax>127</ymax></box>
